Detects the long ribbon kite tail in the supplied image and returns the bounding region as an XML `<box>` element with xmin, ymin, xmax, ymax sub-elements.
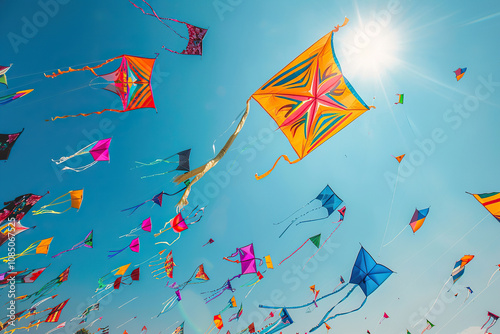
<box><xmin>487</xmin><ymin>269</ymin><xmax>498</xmax><ymax>286</ymax></box>
<box><xmin>274</xmin><ymin>200</ymin><xmax>313</xmax><ymax>225</ymax></box>
<box><xmin>49</xmin><ymin>108</ymin><xmax>130</xmax><ymax>121</ymax></box>
<box><xmin>44</xmin><ymin>56</ymin><xmax>121</xmax><ymax>78</ymax></box>
<box><xmin>107</xmin><ymin>246</ymin><xmax>127</xmax><ymax>259</ymax></box>
<box><xmin>255</xmin><ymin>155</ymin><xmax>301</xmax><ymax>180</ymax></box>
<box><xmin>310</xmin><ymin>295</ymin><xmax>367</xmax><ymax>332</ymax></box>
<box><xmin>279</xmin><ymin>240</ymin><xmax>309</xmax><ymax>265</ymax></box>
<box><xmin>173</xmin><ymin>98</ymin><xmax>251</xmax><ymax>209</ymax></box>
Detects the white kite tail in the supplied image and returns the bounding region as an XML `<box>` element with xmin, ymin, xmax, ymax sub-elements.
<box><xmin>52</xmin><ymin>141</ymin><xmax>96</xmax><ymax>164</ymax></box>
<box><xmin>382</xmin><ymin>225</ymin><xmax>409</xmax><ymax>248</ymax></box>
<box><xmin>487</xmin><ymin>269</ymin><xmax>499</xmax><ymax>287</ymax></box>
<box><xmin>413</xmin><ymin>277</ymin><xmax>451</xmax><ymax>327</ymax></box>
<box><xmin>62</xmin><ymin>160</ymin><xmax>98</xmax><ymax>172</ymax></box>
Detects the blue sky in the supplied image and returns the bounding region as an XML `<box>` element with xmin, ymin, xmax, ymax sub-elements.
<box><xmin>1</xmin><ymin>0</ymin><xmax>500</xmax><ymax>333</ymax></box>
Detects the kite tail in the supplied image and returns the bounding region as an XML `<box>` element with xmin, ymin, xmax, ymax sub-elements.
<box><xmin>414</xmin><ymin>277</ymin><xmax>451</xmax><ymax>327</ymax></box>
<box><xmin>293</xmin><ymin>206</ymin><xmax>326</xmax><ymax>225</ymax></box>
<box><xmin>62</xmin><ymin>160</ymin><xmax>98</xmax><ymax>172</ymax></box>
<box><xmin>32</xmin><ymin>208</ymin><xmax>71</xmax><ymax>215</ymax></box>
<box><xmin>130</xmin><ymin>0</ymin><xmax>187</xmax><ymax>40</ymax></box>
<box><xmin>51</xmin><ymin>245</ymin><xmax>80</xmax><ymax>258</ymax></box>
<box><xmin>485</xmin><ymin>319</ymin><xmax>497</xmax><ymax>333</ymax></box>
<box><xmin>121</xmin><ymin>202</ymin><xmax>147</xmax><ymax>215</ymax></box>
<box><xmin>173</xmin><ymin>98</ymin><xmax>251</xmax><ymax>209</ymax></box>
<box><xmin>52</xmin><ymin>142</ymin><xmax>96</xmax><ymax>164</ymax></box>
<box><xmin>311</xmin><ymin>295</ymin><xmax>367</xmax><ymax>332</ymax></box>
<box><xmin>255</xmin><ymin>155</ymin><xmax>301</xmax><ymax>180</ymax></box>
<box><xmin>303</xmin><ymin>220</ymin><xmax>344</xmax><ymax>269</ymax></box>
<box><xmin>332</xmin><ymin>17</ymin><xmax>349</xmax><ymax>32</ymax></box>
<box><xmin>107</xmin><ymin>246</ymin><xmax>128</xmax><ymax>259</ymax></box>
<box><xmin>223</xmin><ymin>257</ymin><xmax>240</xmax><ymax>264</ymax></box>
<box><xmin>44</xmin><ymin>56</ymin><xmax>121</xmax><ymax>78</ymax></box>
<box><xmin>274</xmin><ymin>199</ymin><xmax>314</xmax><ymax>225</ymax></box>
<box><xmin>140</xmin><ymin>170</ymin><xmax>176</xmax><ymax>179</ymax></box>
<box><xmin>132</xmin><ymin>157</ymin><xmax>176</xmax><ymax>169</ymax></box>
<box><xmin>155</xmin><ymin>233</ymin><xmax>181</xmax><ymax>246</ymax></box>
<box><xmin>32</xmin><ymin>192</ymin><xmax>72</xmax><ymax>214</ymax></box>
<box><xmin>48</xmin><ymin>108</ymin><xmax>131</xmax><ymax>121</ymax></box>
<box><xmin>381</xmin><ymin>225</ymin><xmax>409</xmax><ymax>248</ymax></box>
<box><xmin>487</xmin><ymin>269</ymin><xmax>498</xmax><ymax>286</ymax></box>
<box><xmin>279</xmin><ymin>240</ymin><xmax>309</xmax><ymax>266</ymax></box>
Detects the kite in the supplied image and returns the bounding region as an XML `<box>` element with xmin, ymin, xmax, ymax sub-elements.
<box><xmin>95</xmin><ymin>263</ymin><xmax>131</xmax><ymax>292</ymax></box>
<box><xmin>260</xmin><ymin>247</ymin><xmax>393</xmax><ymax>332</ymax></box>
<box><xmin>52</xmin><ymin>138</ymin><xmax>111</xmax><ymax>172</ymax></box>
<box><xmin>0</xmin><ymin>192</ymin><xmax>46</xmax><ymax>226</ymax></box>
<box><xmin>303</xmin><ymin>206</ymin><xmax>347</xmax><ymax>268</ymax></box>
<box><xmin>172</xmin><ymin>322</ymin><xmax>184</xmax><ymax>334</ymax></box>
<box><xmin>113</xmin><ymin>268</ymin><xmax>140</xmax><ymax>290</ymax></box>
<box><xmin>203</xmin><ymin>238</ymin><xmax>215</xmax><ymax>247</ymax></box>
<box><xmin>333</xmin><ymin>276</ymin><xmax>345</xmax><ymax>292</ymax></box>
<box><xmin>382</xmin><ymin>207</ymin><xmax>430</xmax><ymax>247</ymax></box>
<box><xmin>395</xmin><ymin>94</ymin><xmax>404</xmax><ymax>104</ymax></box>
<box><xmin>214</xmin><ymin>314</ymin><xmax>224</xmax><ymax>333</ymax></box>
<box><xmin>258</xmin><ymin>308</ymin><xmax>294</xmax><ymax>334</ymax></box>
<box><xmin>481</xmin><ymin>311</ymin><xmax>499</xmax><ymax>333</ymax></box>
<box><xmin>487</xmin><ymin>264</ymin><xmax>500</xmax><ymax>286</ymax></box>
<box><xmin>379</xmin><ymin>312</ymin><xmax>389</xmax><ymax>324</ymax></box>
<box><xmin>264</xmin><ymin>255</ymin><xmax>273</xmax><ymax>269</ymax></box>
<box><xmin>0</xmin><ymin>220</ymin><xmax>35</xmax><ymax>247</ymax></box>
<box><xmin>46</xmin><ymin>321</ymin><xmax>66</xmax><ymax>334</ymax></box>
<box><xmin>108</xmin><ymin>237</ymin><xmax>140</xmax><ymax>258</ymax></box>
<box><xmin>52</xmin><ymin>230</ymin><xmax>93</xmax><ymax>258</ymax></box>
<box><xmin>122</xmin><ymin>192</ymin><xmax>165</xmax><ymax>215</ymax></box>
<box><xmin>168</xmin><ymin>264</ymin><xmax>210</xmax><ymax>291</ymax></box>
<box><xmin>154</xmin><ymin>206</ymin><xmax>204</xmax><ymax>245</ymax></box>
<box><xmin>463</xmin><ymin>286</ymin><xmax>473</xmax><ymax>303</ymax></box>
<box><xmin>0</xmin><ymin>267</ymin><xmax>47</xmax><ymax>285</ymax></box>
<box><xmin>0</xmin><ymin>129</ymin><xmax>23</xmax><ymax>161</ymax></box>
<box><xmin>467</xmin><ymin>192</ymin><xmax>500</xmax><ymax>222</ymax></box>
<box><xmin>421</xmin><ymin>319</ymin><xmax>434</xmax><ymax>334</ymax></box>
<box><xmin>451</xmin><ymin>255</ymin><xmax>474</xmax><ymax>284</ymax></box>
<box><xmin>0</xmin><ymin>64</ymin><xmax>12</xmax><ymax>87</ymax></box>
<box><xmin>32</xmin><ymin>189</ymin><xmax>84</xmax><ymax>215</ymax></box>
<box><xmin>70</xmin><ymin>303</ymin><xmax>99</xmax><ymax>321</ymax></box>
<box><xmin>44</xmin><ymin>55</ymin><xmax>157</xmax><ymax>120</ymax></box>
<box><xmin>279</xmin><ymin>234</ymin><xmax>321</xmax><ymax>265</ymax></box>
<box><xmin>120</xmin><ymin>217</ymin><xmax>152</xmax><ymax>238</ymax></box>
<box><xmin>218</xmin><ymin>296</ymin><xmax>237</xmax><ymax>315</ymax></box>
<box><xmin>0</xmin><ymin>89</ymin><xmax>33</xmax><ymax>105</ymax></box>
<box><xmin>22</xmin><ymin>266</ymin><xmax>70</xmax><ymax>303</ymax></box>
<box><xmin>140</xmin><ymin>326</ymin><xmax>148</xmax><ymax>334</ymax></box>
<box><xmin>276</xmin><ymin>185</ymin><xmax>343</xmax><ymax>237</ymax></box>
<box><xmin>151</xmin><ymin>250</ymin><xmax>175</xmax><ymax>279</ymax></box>
<box><xmin>0</xmin><ymin>237</ymin><xmax>53</xmax><ymax>262</ymax></box>
<box><xmin>454</xmin><ymin>68</ymin><xmax>467</xmax><ymax>81</ymax></box>
<box><xmin>134</xmin><ymin>149</ymin><xmax>191</xmax><ymax>180</ymax></box>
<box><xmin>130</xmin><ymin>1</ymin><xmax>207</xmax><ymax>56</ymax></box>
<box><xmin>393</xmin><ymin>154</ymin><xmax>405</xmax><ymax>163</ymax></box>
<box><xmin>172</xmin><ymin>19</ymin><xmax>373</xmax><ymax>208</ymax></box>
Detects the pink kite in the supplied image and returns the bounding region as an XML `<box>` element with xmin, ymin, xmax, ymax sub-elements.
<box><xmin>52</xmin><ymin>138</ymin><xmax>111</xmax><ymax>172</ymax></box>
<box><xmin>120</xmin><ymin>217</ymin><xmax>152</xmax><ymax>238</ymax></box>
<box><xmin>108</xmin><ymin>237</ymin><xmax>140</xmax><ymax>258</ymax></box>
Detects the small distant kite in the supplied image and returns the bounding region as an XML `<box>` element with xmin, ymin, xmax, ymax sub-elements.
<box><xmin>95</xmin><ymin>263</ymin><xmax>131</xmax><ymax>292</ymax></box>
<box><xmin>229</xmin><ymin>303</ymin><xmax>243</xmax><ymax>322</ymax></box>
<box><xmin>258</xmin><ymin>308</ymin><xmax>293</xmax><ymax>334</ymax></box>
<box><xmin>151</xmin><ymin>250</ymin><xmax>175</xmax><ymax>280</ymax></box>
<box><xmin>264</xmin><ymin>255</ymin><xmax>274</xmax><ymax>269</ymax></box>
<box><xmin>464</xmin><ymin>286</ymin><xmax>473</xmax><ymax>303</ymax></box>
<box><xmin>277</xmin><ymin>185</ymin><xmax>343</xmax><ymax>237</ymax></box>
<box><xmin>393</xmin><ymin>154</ymin><xmax>405</xmax><ymax>163</ymax></box>
<box><xmin>52</xmin><ymin>230</ymin><xmax>93</xmax><ymax>258</ymax></box>
<box><xmin>394</xmin><ymin>94</ymin><xmax>404</xmax><ymax>104</ymax></box>
<box><xmin>379</xmin><ymin>312</ymin><xmax>389</xmax><ymax>324</ymax></box>
<box><xmin>130</xmin><ymin>1</ymin><xmax>208</xmax><ymax>56</ymax></box>
<box><xmin>203</xmin><ymin>238</ymin><xmax>215</xmax><ymax>247</ymax></box>
<box><xmin>33</xmin><ymin>189</ymin><xmax>84</xmax><ymax>215</ymax></box>
<box><xmin>0</xmin><ymin>89</ymin><xmax>33</xmax><ymax>105</ymax></box>
<box><xmin>421</xmin><ymin>319</ymin><xmax>434</xmax><ymax>333</ymax></box>
<box><xmin>21</xmin><ymin>266</ymin><xmax>70</xmax><ymax>302</ymax></box>
<box><xmin>122</xmin><ymin>192</ymin><xmax>165</xmax><ymax>215</ymax></box>
<box><xmin>454</xmin><ymin>68</ymin><xmax>467</xmax><ymax>81</ymax></box>
<box><xmin>0</xmin><ymin>267</ymin><xmax>47</xmax><ymax>285</ymax></box>
<box><xmin>481</xmin><ymin>311</ymin><xmax>499</xmax><ymax>333</ymax></box>
<box><xmin>45</xmin><ymin>55</ymin><xmax>157</xmax><ymax>120</ymax></box>
<box><xmin>108</xmin><ymin>237</ymin><xmax>140</xmax><ymax>258</ymax></box>
<box><xmin>467</xmin><ymin>192</ymin><xmax>500</xmax><ymax>222</ymax></box>
<box><xmin>0</xmin><ymin>64</ymin><xmax>12</xmax><ymax>87</ymax></box>
<box><xmin>134</xmin><ymin>149</ymin><xmax>191</xmax><ymax>180</ymax></box>
<box><xmin>113</xmin><ymin>268</ymin><xmax>140</xmax><ymax>289</ymax></box>
<box><xmin>171</xmin><ymin>322</ymin><xmax>184</xmax><ymax>334</ymax></box>
<box><xmin>52</xmin><ymin>138</ymin><xmax>111</xmax><ymax>172</ymax></box>
<box><xmin>0</xmin><ymin>129</ymin><xmax>23</xmax><ymax>161</ymax></box>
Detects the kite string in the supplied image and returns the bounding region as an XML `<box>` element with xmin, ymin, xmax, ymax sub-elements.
<box><xmin>302</xmin><ymin>220</ymin><xmax>344</xmax><ymax>269</ymax></box>
<box><xmin>381</xmin><ymin>225</ymin><xmax>409</xmax><ymax>248</ymax></box>
<box><xmin>379</xmin><ymin>164</ymin><xmax>400</xmax><ymax>256</ymax></box>
<box><xmin>278</xmin><ymin>239</ymin><xmax>309</xmax><ymax>266</ymax></box>
<box><xmin>273</xmin><ymin>199</ymin><xmax>313</xmax><ymax>225</ymax></box>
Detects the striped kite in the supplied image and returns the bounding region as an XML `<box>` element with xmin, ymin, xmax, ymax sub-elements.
<box><xmin>467</xmin><ymin>192</ymin><xmax>500</xmax><ymax>222</ymax></box>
